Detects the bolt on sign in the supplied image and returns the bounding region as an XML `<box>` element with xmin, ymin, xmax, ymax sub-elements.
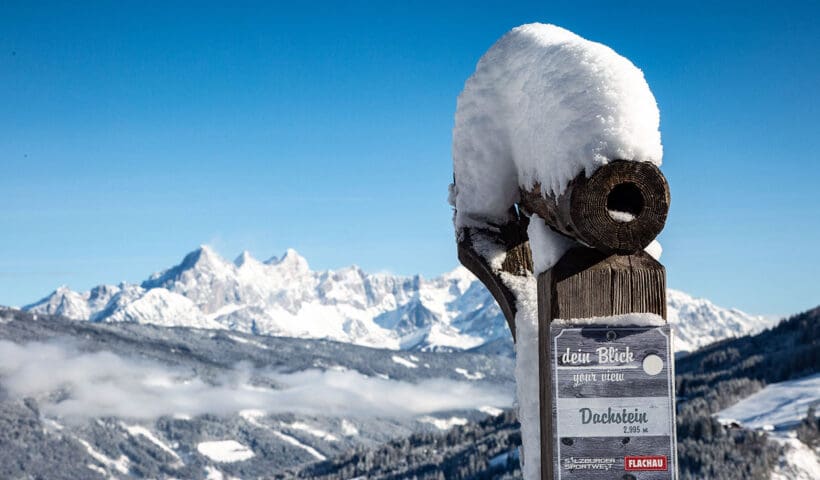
<box><xmin>549</xmin><ymin>324</ymin><xmax>677</xmax><ymax>479</ymax></box>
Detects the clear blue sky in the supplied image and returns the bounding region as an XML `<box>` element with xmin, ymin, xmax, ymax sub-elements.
<box><xmin>1</xmin><ymin>1</ymin><xmax>818</xmax><ymax>315</ymax></box>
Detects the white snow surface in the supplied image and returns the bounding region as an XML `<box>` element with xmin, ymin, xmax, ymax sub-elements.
<box><xmin>717</xmin><ymin>374</ymin><xmax>820</xmax><ymax>432</ymax></box>
<box><xmin>527</xmin><ymin>214</ymin><xmax>573</xmax><ymax>274</ymax></box>
<box><xmin>644</xmin><ymin>239</ymin><xmax>663</xmax><ymax>260</ymax></box>
<box><xmin>238</xmin><ymin>410</ymin><xmax>327</xmax><ymax>460</ymax></box>
<box><xmin>454</xmin><ymin>367</ymin><xmax>485</xmax><ymax>380</ymax></box>
<box><xmin>76</xmin><ymin>437</ymin><xmax>130</xmax><ymax>474</ymax></box>
<box><xmin>478</xmin><ymin>406</ymin><xmax>504</xmax><ymax>417</ymax></box>
<box><xmin>24</xmin><ymin>246</ymin><xmax>772</xmax><ymax>354</ymax></box>
<box><xmin>391</xmin><ymin>355</ymin><xmax>418</xmax><ymax>368</ymax></box>
<box><xmin>340</xmin><ymin>419</ymin><xmax>359</xmax><ymax>437</ymax></box>
<box><xmin>552</xmin><ymin>312</ymin><xmax>666</xmax><ymax>326</ymax></box>
<box><xmin>770</xmin><ymin>437</ymin><xmax>820</xmax><ymax>480</ymax></box>
<box><xmin>716</xmin><ymin>376</ymin><xmax>820</xmax><ymax>480</ymax></box>
<box><xmin>204</xmin><ymin>466</ymin><xmax>240</xmax><ymax>480</ymax></box>
<box><xmin>608</xmin><ymin>210</ymin><xmax>637</xmax><ymax>223</ymax></box>
<box><xmin>121</xmin><ymin>423</ymin><xmax>183</xmax><ymax>465</ymax></box>
<box><xmin>284</xmin><ymin>421</ymin><xmax>339</xmax><ymax>442</ymax></box>
<box><xmin>507</xmin><ymin>273</ymin><xmax>541</xmax><ymax>480</ymax></box>
<box><xmin>452</xmin><ymin>23</ymin><xmax>662</xmax><ymax>229</ymax></box>
<box><xmin>418</xmin><ymin>416</ymin><xmax>469</xmax><ymax>430</ymax></box>
<box><xmin>271</xmin><ymin>431</ymin><xmax>326</xmax><ymax>460</ymax></box>
<box><xmin>196</xmin><ymin>440</ymin><xmax>255</xmax><ymax>463</ymax></box>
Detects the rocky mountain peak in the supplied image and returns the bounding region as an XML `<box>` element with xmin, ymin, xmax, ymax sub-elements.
<box><xmin>273</xmin><ymin>248</ymin><xmax>310</xmax><ymax>272</ymax></box>
<box><xmin>234</xmin><ymin>250</ymin><xmax>260</xmax><ymax>268</ymax></box>
<box><xmin>22</xmin><ymin>248</ymin><xmax>777</xmax><ymax>353</ymax></box>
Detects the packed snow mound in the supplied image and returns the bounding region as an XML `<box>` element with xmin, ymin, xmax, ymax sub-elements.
<box><xmin>453</xmin><ymin>24</ymin><xmax>664</xmax><ymax>479</ymax></box>
<box><xmin>452</xmin><ymin>23</ymin><xmax>662</xmax><ymax>228</ymax></box>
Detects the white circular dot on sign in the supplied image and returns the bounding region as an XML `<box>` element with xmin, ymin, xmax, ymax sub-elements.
<box><xmin>643</xmin><ymin>354</ymin><xmax>664</xmax><ymax>376</ymax></box>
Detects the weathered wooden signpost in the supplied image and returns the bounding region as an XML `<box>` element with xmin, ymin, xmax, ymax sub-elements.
<box><xmin>452</xmin><ymin>23</ymin><xmax>677</xmax><ymax>479</ymax></box>
<box><xmin>458</xmin><ymin>160</ymin><xmax>676</xmax><ymax>479</ymax></box>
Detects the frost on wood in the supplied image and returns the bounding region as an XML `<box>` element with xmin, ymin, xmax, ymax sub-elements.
<box><xmin>452</xmin><ymin>22</ymin><xmax>662</xmax><ymax>230</ymax></box>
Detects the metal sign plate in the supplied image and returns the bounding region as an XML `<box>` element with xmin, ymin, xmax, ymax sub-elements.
<box><xmin>550</xmin><ymin>324</ymin><xmax>677</xmax><ymax>479</ymax></box>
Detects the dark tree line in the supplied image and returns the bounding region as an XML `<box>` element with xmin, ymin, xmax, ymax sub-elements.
<box><xmin>676</xmin><ymin>305</ymin><xmax>820</xmax><ymax>408</ymax></box>
<box><xmin>288</xmin><ymin>306</ymin><xmax>819</xmax><ymax>479</ymax></box>
<box><xmin>797</xmin><ymin>406</ymin><xmax>820</xmax><ymax>448</ymax></box>
<box><xmin>282</xmin><ymin>410</ymin><xmax>521</xmax><ymax>480</ymax></box>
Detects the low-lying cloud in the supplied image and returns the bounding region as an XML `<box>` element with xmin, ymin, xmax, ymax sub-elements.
<box><xmin>0</xmin><ymin>340</ymin><xmax>511</xmax><ymax>420</ymax></box>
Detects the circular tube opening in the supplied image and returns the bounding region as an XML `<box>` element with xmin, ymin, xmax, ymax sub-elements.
<box><xmin>606</xmin><ymin>182</ymin><xmax>644</xmax><ymax>222</ymax></box>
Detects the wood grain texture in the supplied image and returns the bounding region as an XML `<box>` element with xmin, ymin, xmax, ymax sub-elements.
<box><xmin>456</xmin><ymin>208</ymin><xmax>533</xmax><ymax>340</ymax></box>
<box><xmin>538</xmin><ymin>247</ymin><xmax>668</xmax><ymax>480</ymax></box>
<box><xmin>455</xmin><ymin>161</ymin><xmax>671</xmax><ymax>478</ymax></box>
<box><xmin>549</xmin><ymin>247</ymin><xmax>667</xmax><ymax>320</ymax></box>
<box><xmin>520</xmin><ymin>160</ymin><xmax>670</xmax><ymax>255</ymax></box>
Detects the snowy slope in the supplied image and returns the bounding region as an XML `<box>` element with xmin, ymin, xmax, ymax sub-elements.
<box><xmin>23</xmin><ymin>246</ymin><xmax>772</xmax><ymax>352</ymax></box>
<box><xmin>716</xmin><ymin>374</ymin><xmax>820</xmax><ymax>480</ymax></box>
<box><xmin>717</xmin><ymin>374</ymin><xmax>820</xmax><ymax>433</ymax></box>
<box><xmin>771</xmin><ymin>438</ymin><xmax>820</xmax><ymax>480</ymax></box>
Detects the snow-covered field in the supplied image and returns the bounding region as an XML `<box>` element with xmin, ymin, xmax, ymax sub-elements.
<box><xmin>771</xmin><ymin>438</ymin><xmax>820</xmax><ymax>480</ymax></box>
<box><xmin>418</xmin><ymin>416</ymin><xmax>469</xmax><ymax>430</ymax></box>
<box><xmin>197</xmin><ymin>440</ymin><xmax>255</xmax><ymax>463</ymax></box>
<box><xmin>717</xmin><ymin>374</ymin><xmax>820</xmax><ymax>433</ymax></box>
<box><xmin>717</xmin><ymin>374</ymin><xmax>820</xmax><ymax>480</ymax></box>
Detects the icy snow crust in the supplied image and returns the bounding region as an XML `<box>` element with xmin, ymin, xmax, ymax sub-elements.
<box><xmin>453</xmin><ymin>23</ymin><xmax>662</xmax><ymax>229</ymax></box>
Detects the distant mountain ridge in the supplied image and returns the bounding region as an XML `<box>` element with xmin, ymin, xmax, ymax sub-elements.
<box><xmin>24</xmin><ymin>246</ymin><xmax>774</xmax><ymax>353</ymax></box>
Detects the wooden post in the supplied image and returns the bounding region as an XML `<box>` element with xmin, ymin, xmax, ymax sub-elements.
<box><xmin>456</xmin><ymin>159</ymin><xmax>676</xmax><ymax>479</ymax></box>
<box><xmin>538</xmin><ymin>248</ymin><xmax>674</xmax><ymax>479</ymax></box>
<box><xmin>456</xmin><ymin>207</ymin><xmax>532</xmax><ymax>340</ymax></box>
<box><xmin>519</xmin><ymin>160</ymin><xmax>670</xmax><ymax>255</ymax></box>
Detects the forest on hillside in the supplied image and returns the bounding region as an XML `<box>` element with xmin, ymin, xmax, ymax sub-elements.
<box><xmin>287</xmin><ymin>307</ymin><xmax>820</xmax><ymax>479</ymax></box>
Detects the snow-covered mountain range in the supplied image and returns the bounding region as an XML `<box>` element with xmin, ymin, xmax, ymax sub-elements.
<box><xmin>24</xmin><ymin>246</ymin><xmax>774</xmax><ymax>353</ymax></box>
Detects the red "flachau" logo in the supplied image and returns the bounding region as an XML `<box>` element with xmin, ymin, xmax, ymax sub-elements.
<box><xmin>624</xmin><ymin>455</ymin><xmax>667</xmax><ymax>471</ymax></box>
